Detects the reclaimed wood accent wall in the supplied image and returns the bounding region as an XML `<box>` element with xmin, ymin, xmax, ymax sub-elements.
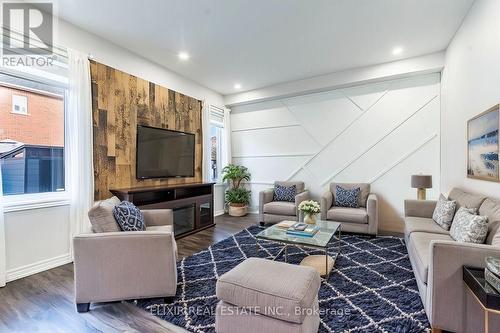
<box><xmin>90</xmin><ymin>61</ymin><xmax>203</xmax><ymax>200</ymax></box>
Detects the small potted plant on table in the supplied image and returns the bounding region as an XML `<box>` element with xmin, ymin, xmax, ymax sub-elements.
<box><xmin>299</xmin><ymin>200</ymin><xmax>321</xmax><ymax>224</ymax></box>
<box><xmin>222</xmin><ymin>164</ymin><xmax>251</xmax><ymax>217</ymax></box>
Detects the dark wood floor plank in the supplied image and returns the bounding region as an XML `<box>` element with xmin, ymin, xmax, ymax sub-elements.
<box><xmin>0</xmin><ymin>214</ymin><xmax>258</xmax><ymax>333</ymax></box>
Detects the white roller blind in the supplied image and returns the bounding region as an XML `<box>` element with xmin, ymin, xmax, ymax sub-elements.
<box><xmin>209</xmin><ymin>105</ymin><xmax>225</xmax><ymax>125</ymax></box>
<box><xmin>1</xmin><ymin>27</ymin><xmax>68</xmax><ymax>87</ymax></box>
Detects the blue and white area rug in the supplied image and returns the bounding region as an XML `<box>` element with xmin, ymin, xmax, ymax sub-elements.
<box><xmin>135</xmin><ymin>226</ymin><xmax>430</xmax><ymax>333</ymax></box>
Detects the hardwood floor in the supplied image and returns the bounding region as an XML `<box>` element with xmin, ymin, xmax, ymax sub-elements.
<box><xmin>0</xmin><ymin>214</ymin><xmax>402</xmax><ymax>333</ymax></box>
<box><xmin>0</xmin><ymin>214</ymin><xmax>258</xmax><ymax>333</ymax></box>
<box><xmin>176</xmin><ymin>213</ymin><xmax>256</xmax><ymax>258</ymax></box>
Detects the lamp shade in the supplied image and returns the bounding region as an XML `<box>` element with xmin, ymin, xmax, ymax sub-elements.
<box><xmin>411</xmin><ymin>175</ymin><xmax>432</xmax><ymax>189</ymax></box>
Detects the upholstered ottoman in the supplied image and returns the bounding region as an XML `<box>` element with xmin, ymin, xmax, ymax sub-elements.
<box><xmin>215</xmin><ymin>258</ymin><xmax>321</xmax><ymax>333</ymax></box>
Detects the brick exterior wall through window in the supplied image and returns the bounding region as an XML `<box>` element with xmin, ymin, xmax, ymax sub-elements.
<box><xmin>0</xmin><ymin>85</ymin><xmax>64</xmax><ymax>147</ymax></box>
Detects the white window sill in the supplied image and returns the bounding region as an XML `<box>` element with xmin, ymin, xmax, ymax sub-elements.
<box><xmin>2</xmin><ymin>192</ymin><xmax>70</xmax><ymax>213</ymax></box>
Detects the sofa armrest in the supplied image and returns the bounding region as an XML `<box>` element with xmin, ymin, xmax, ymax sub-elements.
<box><xmin>366</xmin><ymin>194</ymin><xmax>378</xmax><ymax>235</ymax></box>
<box><xmin>320</xmin><ymin>191</ymin><xmax>333</xmax><ymax>220</ymax></box>
<box><xmin>73</xmin><ymin>231</ymin><xmax>177</xmax><ymax>303</ymax></box>
<box><xmin>404</xmin><ymin>199</ymin><xmax>437</xmax><ymax>218</ymax></box>
<box><xmin>143</xmin><ymin>209</ymin><xmax>173</xmax><ymax>227</ymax></box>
<box><xmin>427</xmin><ymin>240</ymin><xmax>500</xmax><ymax>331</ymax></box>
<box><xmin>259</xmin><ymin>189</ymin><xmax>274</xmax><ymax>221</ymax></box>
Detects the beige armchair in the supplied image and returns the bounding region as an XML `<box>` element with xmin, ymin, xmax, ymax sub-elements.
<box><xmin>73</xmin><ymin>198</ymin><xmax>178</xmax><ymax>312</ymax></box>
<box><xmin>259</xmin><ymin>181</ymin><xmax>310</xmax><ymax>226</ymax></box>
<box><xmin>320</xmin><ymin>182</ymin><xmax>378</xmax><ymax>235</ymax></box>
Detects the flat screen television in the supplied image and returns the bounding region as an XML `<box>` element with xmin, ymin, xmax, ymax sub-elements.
<box><xmin>136</xmin><ymin>125</ymin><xmax>195</xmax><ymax>179</ymax></box>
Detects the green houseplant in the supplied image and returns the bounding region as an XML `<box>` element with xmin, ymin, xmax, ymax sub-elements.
<box><xmin>222</xmin><ymin>164</ymin><xmax>251</xmax><ymax>216</ymax></box>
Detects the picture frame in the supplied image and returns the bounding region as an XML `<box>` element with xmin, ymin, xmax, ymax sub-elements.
<box><xmin>467</xmin><ymin>105</ymin><xmax>500</xmax><ymax>182</ymax></box>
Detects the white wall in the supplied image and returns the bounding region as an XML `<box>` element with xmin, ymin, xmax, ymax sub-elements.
<box><xmin>441</xmin><ymin>0</ymin><xmax>500</xmax><ymax>199</ymax></box>
<box><xmin>214</xmin><ymin>184</ymin><xmax>226</xmax><ymax>216</ymax></box>
<box><xmin>232</xmin><ymin>73</ymin><xmax>441</xmax><ymax>232</ymax></box>
<box><xmin>3</xmin><ymin>18</ymin><xmax>225</xmax><ymax>283</ymax></box>
<box><xmin>4</xmin><ymin>205</ymin><xmax>70</xmax><ymax>281</ymax></box>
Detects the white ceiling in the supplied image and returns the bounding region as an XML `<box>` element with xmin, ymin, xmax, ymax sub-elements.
<box><xmin>54</xmin><ymin>0</ymin><xmax>474</xmax><ymax>95</ymax></box>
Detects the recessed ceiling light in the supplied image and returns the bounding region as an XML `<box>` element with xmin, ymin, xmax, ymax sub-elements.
<box><xmin>234</xmin><ymin>83</ymin><xmax>242</xmax><ymax>90</ymax></box>
<box><xmin>392</xmin><ymin>47</ymin><xmax>403</xmax><ymax>55</ymax></box>
<box><xmin>178</xmin><ymin>51</ymin><xmax>190</xmax><ymax>61</ymax></box>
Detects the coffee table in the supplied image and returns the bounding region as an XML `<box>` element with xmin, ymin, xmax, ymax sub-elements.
<box><xmin>255</xmin><ymin>220</ymin><xmax>341</xmax><ymax>277</ymax></box>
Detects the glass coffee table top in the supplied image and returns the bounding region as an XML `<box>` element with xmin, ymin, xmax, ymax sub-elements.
<box><xmin>256</xmin><ymin>220</ymin><xmax>341</xmax><ymax>248</ymax></box>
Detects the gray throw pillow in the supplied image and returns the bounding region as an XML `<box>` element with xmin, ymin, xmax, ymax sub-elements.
<box><xmin>432</xmin><ymin>194</ymin><xmax>456</xmax><ymax>230</ymax></box>
<box><xmin>88</xmin><ymin>196</ymin><xmax>122</xmax><ymax>233</ymax></box>
<box><xmin>450</xmin><ymin>207</ymin><xmax>488</xmax><ymax>244</ymax></box>
<box><xmin>113</xmin><ymin>201</ymin><xmax>146</xmax><ymax>231</ymax></box>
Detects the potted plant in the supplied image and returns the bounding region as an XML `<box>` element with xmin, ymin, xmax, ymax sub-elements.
<box><xmin>222</xmin><ymin>164</ymin><xmax>251</xmax><ymax>216</ymax></box>
<box><xmin>298</xmin><ymin>200</ymin><xmax>321</xmax><ymax>224</ymax></box>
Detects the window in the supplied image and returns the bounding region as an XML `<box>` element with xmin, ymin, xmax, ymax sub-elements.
<box><xmin>209</xmin><ymin>106</ymin><xmax>225</xmax><ymax>182</ymax></box>
<box><xmin>11</xmin><ymin>94</ymin><xmax>27</xmax><ymax>115</ymax></box>
<box><xmin>0</xmin><ymin>73</ymin><xmax>66</xmax><ymax>195</ymax></box>
<box><xmin>210</xmin><ymin>123</ymin><xmax>223</xmax><ymax>182</ymax></box>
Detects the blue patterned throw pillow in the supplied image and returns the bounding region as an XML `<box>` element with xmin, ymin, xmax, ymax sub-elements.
<box><xmin>273</xmin><ymin>184</ymin><xmax>297</xmax><ymax>202</ymax></box>
<box><xmin>113</xmin><ymin>201</ymin><xmax>146</xmax><ymax>231</ymax></box>
<box><xmin>335</xmin><ymin>185</ymin><xmax>360</xmax><ymax>208</ymax></box>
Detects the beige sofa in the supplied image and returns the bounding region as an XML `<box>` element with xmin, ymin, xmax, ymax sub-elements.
<box><xmin>73</xmin><ymin>197</ymin><xmax>178</xmax><ymax>312</ymax></box>
<box><xmin>320</xmin><ymin>182</ymin><xmax>378</xmax><ymax>235</ymax></box>
<box><xmin>259</xmin><ymin>181</ymin><xmax>310</xmax><ymax>225</ymax></box>
<box><xmin>404</xmin><ymin>188</ymin><xmax>500</xmax><ymax>332</ymax></box>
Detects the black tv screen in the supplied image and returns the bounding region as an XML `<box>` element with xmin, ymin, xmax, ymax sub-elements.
<box><xmin>136</xmin><ymin>125</ymin><xmax>195</xmax><ymax>179</ymax></box>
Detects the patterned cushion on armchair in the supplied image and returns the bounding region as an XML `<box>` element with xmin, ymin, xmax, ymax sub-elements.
<box><xmin>113</xmin><ymin>201</ymin><xmax>146</xmax><ymax>231</ymax></box>
<box><xmin>273</xmin><ymin>184</ymin><xmax>297</xmax><ymax>202</ymax></box>
<box><xmin>335</xmin><ymin>185</ymin><xmax>360</xmax><ymax>208</ymax></box>
<box><xmin>330</xmin><ymin>182</ymin><xmax>370</xmax><ymax>207</ymax></box>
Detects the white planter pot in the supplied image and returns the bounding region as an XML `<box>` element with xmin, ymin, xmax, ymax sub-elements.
<box><xmin>229</xmin><ymin>204</ymin><xmax>248</xmax><ymax>217</ymax></box>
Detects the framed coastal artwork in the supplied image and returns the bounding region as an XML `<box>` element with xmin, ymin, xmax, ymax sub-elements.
<box><xmin>467</xmin><ymin>105</ymin><xmax>499</xmax><ymax>182</ymax></box>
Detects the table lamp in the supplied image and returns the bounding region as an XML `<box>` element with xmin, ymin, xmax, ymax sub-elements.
<box><xmin>411</xmin><ymin>175</ymin><xmax>432</xmax><ymax>200</ymax></box>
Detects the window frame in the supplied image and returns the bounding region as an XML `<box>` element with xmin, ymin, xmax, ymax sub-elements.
<box><xmin>209</xmin><ymin>120</ymin><xmax>224</xmax><ymax>183</ymax></box>
<box><xmin>11</xmin><ymin>94</ymin><xmax>28</xmax><ymax>115</ymax></box>
<box><xmin>0</xmin><ymin>71</ymin><xmax>69</xmax><ymax>210</ymax></box>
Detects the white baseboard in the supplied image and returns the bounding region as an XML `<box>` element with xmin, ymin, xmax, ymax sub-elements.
<box><xmin>6</xmin><ymin>253</ymin><xmax>72</xmax><ymax>283</ymax></box>
<box><xmin>214</xmin><ymin>210</ymin><xmax>225</xmax><ymax>217</ymax></box>
<box><xmin>215</xmin><ymin>210</ymin><xmax>257</xmax><ymax>216</ymax></box>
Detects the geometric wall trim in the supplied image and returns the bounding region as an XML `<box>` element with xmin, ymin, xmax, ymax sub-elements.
<box><xmin>231</xmin><ymin>73</ymin><xmax>441</xmax><ymax>232</ymax></box>
<box><xmin>320</xmin><ymin>95</ymin><xmax>438</xmax><ymax>186</ymax></box>
<box><xmin>368</xmin><ymin>133</ymin><xmax>438</xmax><ymax>184</ymax></box>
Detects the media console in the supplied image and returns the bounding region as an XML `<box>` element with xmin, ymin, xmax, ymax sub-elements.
<box><xmin>110</xmin><ymin>182</ymin><xmax>215</xmax><ymax>239</ymax></box>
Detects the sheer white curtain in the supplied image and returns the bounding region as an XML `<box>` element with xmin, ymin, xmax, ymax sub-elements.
<box><xmin>0</xmin><ymin>163</ymin><xmax>5</xmax><ymax>287</ymax></box>
<box><xmin>66</xmin><ymin>48</ymin><xmax>94</xmax><ymax>244</ymax></box>
<box><xmin>222</xmin><ymin>108</ymin><xmax>232</xmax><ymax>167</ymax></box>
<box><xmin>201</xmin><ymin>100</ymin><xmax>212</xmax><ymax>182</ymax></box>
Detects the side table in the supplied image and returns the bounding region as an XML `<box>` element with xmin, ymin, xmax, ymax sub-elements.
<box><xmin>463</xmin><ymin>266</ymin><xmax>500</xmax><ymax>333</ymax></box>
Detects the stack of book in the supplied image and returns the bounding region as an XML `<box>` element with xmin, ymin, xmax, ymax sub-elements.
<box><xmin>285</xmin><ymin>222</ymin><xmax>319</xmax><ymax>237</ymax></box>
<box><xmin>276</xmin><ymin>220</ymin><xmax>296</xmax><ymax>229</ymax></box>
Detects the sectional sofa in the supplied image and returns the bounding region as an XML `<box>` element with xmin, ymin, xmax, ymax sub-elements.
<box><xmin>404</xmin><ymin>188</ymin><xmax>500</xmax><ymax>332</ymax></box>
